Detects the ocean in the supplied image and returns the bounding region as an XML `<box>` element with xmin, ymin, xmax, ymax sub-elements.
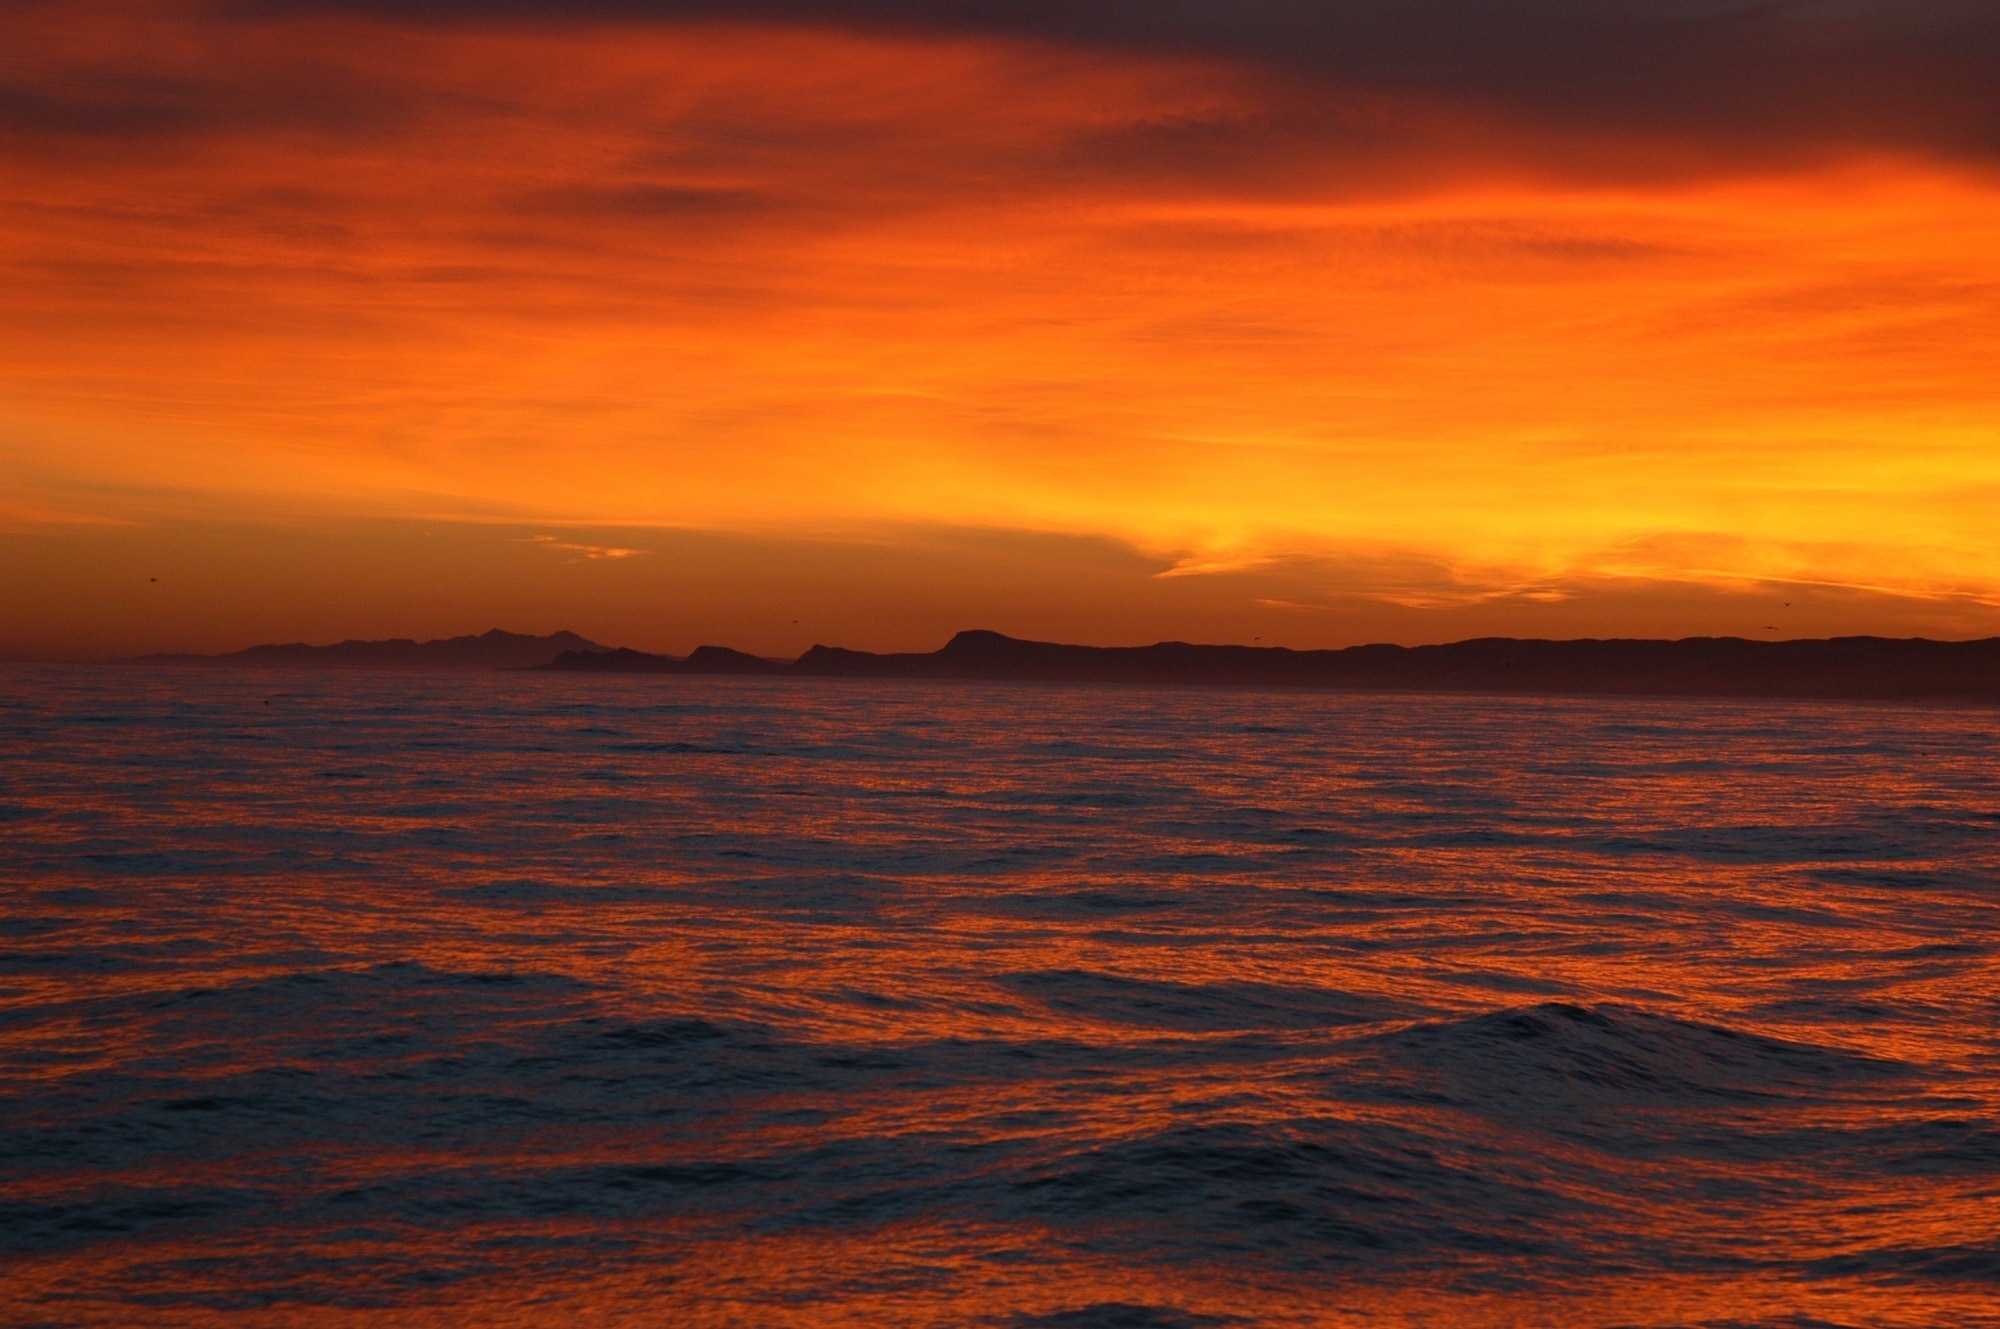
<box><xmin>3</xmin><ymin>667</ymin><xmax>1997</xmax><ymax>1327</ymax></box>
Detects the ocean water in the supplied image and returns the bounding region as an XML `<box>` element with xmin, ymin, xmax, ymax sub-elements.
<box><xmin>3</xmin><ymin>667</ymin><xmax>1998</xmax><ymax>1328</ymax></box>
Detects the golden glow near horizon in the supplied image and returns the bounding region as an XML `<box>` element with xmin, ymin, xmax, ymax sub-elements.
<box><xmin>4</xmin><ymin>4</ymin><xmax>1999</xmax><ymax>654</ymax></box>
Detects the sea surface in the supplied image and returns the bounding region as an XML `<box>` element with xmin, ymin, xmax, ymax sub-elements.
<box><xmin>3</xmin><ymin>667</ymin><xmax>1998</xmax><ymax>1327</ymax></box>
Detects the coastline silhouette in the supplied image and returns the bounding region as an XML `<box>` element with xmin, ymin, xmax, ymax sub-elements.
<box><xmin>549</xmin><ymin>628</ymin><xmax>1999</xmax><ymax>702</ymax></box>
<box><xmin>142</xmin><ymin>628</ymin><xmax>606</xmax><ymax>670</ymax></box>
<box><xmin>142</xmin><ymin>627</ymin><xmax>2000</xmax><ymax>701</ymax></box>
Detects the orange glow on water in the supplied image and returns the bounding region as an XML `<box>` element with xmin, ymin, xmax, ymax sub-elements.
<box><xmin>6</xmin><ymin>674</ymin><xmax>1998</xmax><ymax>1324</ymax></box>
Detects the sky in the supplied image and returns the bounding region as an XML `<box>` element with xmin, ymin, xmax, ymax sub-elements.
<box><xmin>4</xmin><ymin>0</ymin><xmax>1998</xmax><ymax>657</ymax></box>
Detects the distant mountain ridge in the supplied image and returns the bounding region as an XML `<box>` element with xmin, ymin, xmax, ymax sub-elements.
<box><xmin>145</xmin><ymin>628</ymin><xmax>605</xmax><ymax>670</ymax></box>
<box><xmin>546</xmin><ymin>644</ymin><xmax>782</xmax><ymax>675</ymax></box>
<box><xmin>543</xmin><ymin>628</ymin><xmax>2000</xmax><ymax>703</ymax></box>
<box><xmin>138</xmin><ymin>627</ymin><xmax>2000</xmax><ymax>700</ymax></box>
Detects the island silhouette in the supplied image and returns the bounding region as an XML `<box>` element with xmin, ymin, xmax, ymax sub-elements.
<box><xmin>143</xmin><ymin>628</ymin><xmax>606</xmax><ymax>670</ymax></box>
<box><xmin>542</xmin><ymin>629</ymin><xmax>2000</xmax><ymax>703</ymax></box>
<box><xmin>144</xmin><ymin>627</ymin><xmax>2000</xmax><ymax>702</ymax></box>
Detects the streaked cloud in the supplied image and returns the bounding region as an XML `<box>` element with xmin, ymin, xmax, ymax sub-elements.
<box><xmin>216</xmin><ymin>0</ymin><xmax>2000</xmax><ymax>172</ymax></box>
<box><xmin>526</xmin><ymin>535</ymin><xmax>646</xmax><ymax>560</ymax></box>
<box><xmin>1</xmin><ymin>0</ymin><xmax>1995</xmax><ymax>651</ymax></box>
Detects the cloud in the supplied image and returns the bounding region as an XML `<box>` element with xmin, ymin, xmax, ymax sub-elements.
<box><xmin>0</xmin><ymin>20</ymin><xmax>418</xmax><ymax>147</ymax></box>
<box><xmin>10</xmin><ymin>0</ymin><xmax>1994</xmax><ymax>202</ymax></box>
<box><xmin>222</xmin><ymin>0</ymin><xmax>2000</xmax><ymax>172</ymax></box>
<box><xmin>526</xmin><ymin>535</ymin><xmax>646</xmax><ymax>560</ymax></box>
<box><xmin>513</xmin><ymin>184</ymin><xmax>778</xmax><ymax>220</ymax></box>
<box><xmin>3</xmin><ymin>1</ymin><xmax>1996</xmax><ymax>631</ymax></box>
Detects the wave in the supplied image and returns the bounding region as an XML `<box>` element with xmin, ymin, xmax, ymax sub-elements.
<box><xmin>1002</xmin><ymin>1307</ymin><xmax>1242</xmax><ymax>1329</ymax></box>
<box><xmin>998</xmin><ymin>970</ymin><xmax>1411</xmax><ymax>1033</ymax></box>
<box><xmin>1348</xmin><ymin>1003</ymin><xmax>1910</xmax><ymax>1121</ymax></box>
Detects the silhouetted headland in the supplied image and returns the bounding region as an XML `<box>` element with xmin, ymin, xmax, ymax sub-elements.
<box><xmin>545</xmin><ymin>629</ymin><xmax>2000</xmax><ymax>703</ymax></box>
<box><xmin>143</xmin><ymin>628</ymin><xmax>605</xmax><ymax>670</ymax></box>
<box><xmin>549</xmin><ymin>644</ymin><xmax>783</xmax><ymax>675</ymax></box>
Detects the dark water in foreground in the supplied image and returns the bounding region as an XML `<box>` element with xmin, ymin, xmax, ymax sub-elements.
<box><xmin>3</xmin><ymin>668</ymin><xmax>1998</xmax><ymax>1327</ymax></box>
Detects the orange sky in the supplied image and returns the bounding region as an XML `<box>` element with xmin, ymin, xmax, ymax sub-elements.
<box><xmin>4</xmin><ymin>0</ymin><xmax>1998</xmax><ymax>656</ymax></box>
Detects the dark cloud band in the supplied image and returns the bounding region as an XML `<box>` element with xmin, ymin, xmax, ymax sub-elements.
<box><xmin>222</xmin><ymin>0</ymin><xmax>2000</xmax><ymax>163</ymax></box>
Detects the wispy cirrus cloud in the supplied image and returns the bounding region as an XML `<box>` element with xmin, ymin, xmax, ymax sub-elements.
<box><xmin>525</xmin><ymin>535</ymin><xmax>646</xmax><ymax>561</ymax></box>
<box><xmin>214</xmin><ymin>0</ymin><xmax>2000</xmax><ymax>176</ymax></box>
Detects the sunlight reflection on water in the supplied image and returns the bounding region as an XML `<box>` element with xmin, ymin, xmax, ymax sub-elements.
<box><xmin>3</xmin><ymin>667</ymin><xmax>1997</xmax><ymax>1326</ymax></box>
